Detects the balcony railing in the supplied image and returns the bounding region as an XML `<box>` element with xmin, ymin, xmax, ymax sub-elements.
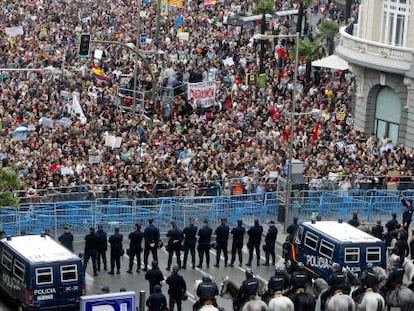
<box><xmin>336</xmin><ymin>26</ymin><xmax>414</xmax><ymax>74</ymax></box>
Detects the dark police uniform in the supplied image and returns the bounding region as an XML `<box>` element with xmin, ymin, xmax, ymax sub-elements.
<box><xmin>230</xmin><ymin>220</ymin><xmax>245</xmax><ymax>267</ymax></box>
<box><xmin>234</xmin><ymin>274</ymin><xmax>259</xmax><ymax>310</ymax></box>
<box><xmin>194</xmin><ymin>277</ymin><xmax>219</xmax><ymax>311</ymax></box>
<box><xmin>127</xmin><ymin>224</ymin><xmax>144</xmax><ymax>273</ymax></box>
<box><xmin>182</xmin><ymin>218</ymin><xmax>197</xmax><ymax>269</ymax></box>
<box><xmin>402</xmin><ymin>198</ymin><xmax>413</xmax><ymax>230</ymax></box>
<box><xmin>285</xmin><ymin>266</ymin><xmax>309</xmax><ymax>297</ymax></box>
<box><xmin>197</xmin><ymin>221</ymin><xmax>213</xmax><ymax>268</ymax></box>
<box><xmin>108</xmin><ymin>228</ymin><xmax>123</xmax><ymax>274</ymax></box>
<box><xmin>96</xmin><ymin>225</ymin><xmax>108</xmax><ymax>271</ymax></box>
<box><xmin>264</xmin><ymin>222</ymin><xmax>278</xmax><ymax>266</ymax></box>
<box><xmin>145</xmin><ymin>261</ymin><xmax>165</xmax><ymax>294</ymax></box>
<box><xmin>352</xmin><ymin>266</ymin><xmax>379</xmax><ymax>302</ymax></box>
<box><xmin>380</xmin><ymin>265</ymin><xmax>405</xmax><ymax>294</ymax></box>
<box><xmin>59</xmin><ymin>227</ymin><xmax>74</xmax><ymax>252</ymax></box>
<box><xmin>246</xmin><ymin>220</ymin><xmax>263</xmax><ymax>266</ymax></box>
<box><xmin>167</xmin><ymin>223</ymin><xmax>183</xmax><ymax>270</ymax></box>
<box><xmin>321</xmin><ymin>269</ymin><xmax>349</xmax><ymax>311</ymax></box>
<box><xmin>84</xmin><ymin>228</ymin><xmax>99</xmax><ymax>276</ymax></box>
<box><xmin>214</xmin><ymin>219</ymin><xmax>229</xmax><ymax>268</ymax></box>
<box><xmin>268</xmin><ymin>269</ymin><xmax>290</xmax><ymax>293</ymax></box>
<box><xmin>143</xmin><ymin>219</ymin><xmax>160</xmax><ymax>271</ymax></box>
<box><xmin>166</xmin><ymin>267</ymin><xmax>187</xmax><ymax>311</ymax></box>
<box><xmin>146</xmin><ymin>285</ymin><xmax>167</xmax><ymax>311</ymax></box>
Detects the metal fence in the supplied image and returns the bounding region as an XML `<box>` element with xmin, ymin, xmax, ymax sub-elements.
<box><xmin>1</xmin><ymin>189</ymin><xmax>412</xmax><ymax>240</ymax></box>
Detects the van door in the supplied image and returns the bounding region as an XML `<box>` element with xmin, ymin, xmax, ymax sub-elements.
<box><xmin>54</xmin><ymin>262</ymin><xmax>84</xmax><ymax>306</ymax></box>
<box><xmin>32</xmin><ymin>266</ymin><xmax>58</xmax><ymax>307</ymax></box>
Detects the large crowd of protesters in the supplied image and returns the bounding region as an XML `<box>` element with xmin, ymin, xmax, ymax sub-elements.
<box><xmin>1</xmin><ymin>0</ymin><xmax>413</xmax><ymax>201</ymax></box>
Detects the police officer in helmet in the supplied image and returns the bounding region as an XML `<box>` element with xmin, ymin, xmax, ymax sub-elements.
<box><xmin>352</xmin><ymin>263</ymin><xmax>379</xmax><ymax>303</ymax></box>
<box><xmin>285</xmin><ymin>262</ymin><xmax>309</xmax><ymax>297</ymax></box>
<box><xmin>267</xmin><ymin>264</ymin><xmax>290</xmax><ymax>297</ymax></box>
<box><xmin>234</xmin><ymin>269</ymin><xmax>259</xmax><ymax>311</ymax></box>
<box><xmin>379</xmin><ymin>254</ymin><xmax>405</xmax><ymax>296</ymax></box>
<box><xmin>320</xmin><ymin>263</ymin><xmax>350</xmax><ymax>311</ymax></box>
<box><xmin>194</xmin><ymin>276</ymin><xmax>219</xmax><ymax>311</ymax></box>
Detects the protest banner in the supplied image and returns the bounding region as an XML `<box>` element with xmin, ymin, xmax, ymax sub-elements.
<box><xmin>72</xmin><ymin>92</ymin><xmax>87</xmax><ymax>125</ymax></box>
<box><xmin>4</xmin><ymin>26</ymin><xmax>23</xmax><ymax>37</ymax></box>
<box><xmin>161</xmin><ymin>0</ymin><xmax>169</xmax><ymax>16</ymax></box>
<box><xmin>187</xmin><ymin>81</ymin><xmax>216</xmax><ymax>101</ymax></box>
<box><xmin>168</xmin><ymin>0</ymin><xmax>183</xmax><ymax>8</ymax></box>
<box><xmin>105</xmin><ymin>135</ymin><xmax>123</xmax><ymax>149</ymax></box>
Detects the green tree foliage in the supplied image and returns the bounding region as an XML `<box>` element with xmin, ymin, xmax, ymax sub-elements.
<box><xmin>291</xmin><ymin>37</ymin><xmax>324</xmax><ymax>81</ymax></box>
<box><xmin>0</xmin><ymin>167</ymin><xmax>22</xmax><ymax>207</ymax></box>
<box><xmin>254</xmin><ymin>0</ymin><xmax>275</xmax><ymax>73</ymax></box>
<box><xmin>317</xmin><ymin>20</ymin><xmax>340</xmax><ymax>55</ymax></box>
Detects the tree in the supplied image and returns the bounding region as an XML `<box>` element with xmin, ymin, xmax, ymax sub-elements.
<box><xmin>254</xmin><ymin>0</ymin><xmax>275</xmax><ymax>73</ymax></box>
<box><xmin>0</xmin><ymin>167</ymin><xmax>22</xmax><ymax>207</ymax></box>
<box><xmin>291</xmin><ymin>37</ymin><xmax>323</xmax><ymax>82</ymax></box>
<box><xmin>317</xmin><ymin>20</ymin><xmax>339</xmax><ymax>55</ymax></box>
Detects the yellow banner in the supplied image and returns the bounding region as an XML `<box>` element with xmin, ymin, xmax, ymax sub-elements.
<box><xmin>168</xmin><ymin>0</ymin><xmax>183</xmax><ymax>8</ymax></box>
<box><xmin>204</xmin><ymin>0</ymin><xmax>216</xmax><ymax>5</ymax></box>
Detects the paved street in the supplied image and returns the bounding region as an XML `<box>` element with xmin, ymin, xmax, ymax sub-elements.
<box><xmin>0</xmin><ymin>224</ymin><xmax>286</xmax><ymax>310</ymax></box>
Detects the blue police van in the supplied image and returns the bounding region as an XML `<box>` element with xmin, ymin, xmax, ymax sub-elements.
<box><xmin>285</xmin><ymin>220</ymin><xmax>386</xmax><ymax>279</ymax></box>
<box><xmin>0</xmin><ymin>234</ymin><xmax>85</xmax><ymax>311</ymax></box>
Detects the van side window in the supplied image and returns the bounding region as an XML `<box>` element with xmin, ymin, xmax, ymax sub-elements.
<box><xmin>60</xmin><ymin>265</ymin><xmax>78</xmax><ymax>282</ymax></box>
<box><xmin>295</xmin><ymin>226</ymin><xmax>304</xmax><ymax>244</ymax></box>
<box><xmin>36</xmin><ymin>267</ymin><xmax>53</xmax><ymax>285</ymax></box>
<box><xmin>366</xmin><ymin>247</ymin><xmax>381</xmax><ymax>262</ymax></box>
<box><xmin>345</xmin><ymin>248</ymin><xmax>360</xmax><ymax>263</ymax></box>
<box><xmin>1</xmin><ymin>250</ymin><xmax>13</xmax><ymax>271</ymax></box>
<box><xmin>319</xmin><ymin>240</ymin><xmax>335</xmax><ymax>259</ymax></box>
<box><xmin>13</xmin><ymin>260</ymin><xmax>25</xmax><ymax>281</ymax></box>
<box><xmin>304</xmin><ymin>232</ymin><xmax>318</xmax><ymax>250</ymax></box>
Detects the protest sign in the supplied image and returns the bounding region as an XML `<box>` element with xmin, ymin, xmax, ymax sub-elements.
<box><xmin>40</xmin><ymin>117</ymin><xmax>54</xmax><ymax>128</ymax></box>
<box><xmin>94</xmin><ymin>49</ymin><xmax>103</xmax><ymax>60</ymax></box>
<box><xmin>187</xmin><ymin>81</ymin><xmax>216</xmax><ymax>101</ymax></box>
<box><xmin>105</xmin><ymin>135</ymin><xmax>123</xmax><ymax>149</ymax></box>
<box><xmin>72</xmin><ymin>92</ymin><xmax>87</xmax><ymax>125</ymax></box>
<box><xmin>89</xmin><ymin>155</ymin><xmax>102</xmax><ymax>164</ymax></box>
<box><xmin>5</xmin><ymin>26</ymin><xmax>23</xmax><ymax>37</ymax></box>
<box><xmin>222</xmin><ymin>57</ymin><xmax>234</xmax><ymax>67</ymax></box>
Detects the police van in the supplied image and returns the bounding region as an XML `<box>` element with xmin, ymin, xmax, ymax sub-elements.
<box><xmin>0</xmin><ymin>234</ymin><xmax>85</xmax><ymax>310</ymax></box>
<box><xmin>285</xmin><ymin>220</ymin><xmax>386</xmax><ymax>279</ymax></box>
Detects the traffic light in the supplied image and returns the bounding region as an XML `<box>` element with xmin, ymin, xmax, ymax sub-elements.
<box><xmin>79</xmin><ymin>34</ymin><xmax>90</xmax><ymax>57</ymax></box>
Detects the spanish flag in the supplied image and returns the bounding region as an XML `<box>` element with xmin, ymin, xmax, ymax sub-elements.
<box><xmin>91</xmin><ymin>64</ymin><xmax>111</xmax><ymax>82</ymax></box>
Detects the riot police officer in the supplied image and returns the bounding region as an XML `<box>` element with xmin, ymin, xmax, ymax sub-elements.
<box><xmin>194</xmin><ymin>276</ymin><xmax>219</xmax><ymax>311</ymax></box>
<box><xmin>166</xmin><ymin>222</ymin><xmax>183</xmax><ymax>271</ymax></box>
<box><xmin>108</xmin><ymin>227</ymin><xmax>123</xmax><ymax>275</ymax></box>
<box><xmin>166</xmin><ymin>266</ymin><xmax>187</xmax><ymax>311</ymax></box>
<box><xmin>229</xmin><ymin>220</ymin><xmax>245</xmax><ymax>267</ymax></box>
<box><xmin>246</xmin><ymin>219</ymin><xmax>263</xmax><ymax>267</ymax></box>
<box><xmin>145</xmin><ymin>261</ymin><xmax>165</xmax><ymax>294</ymax></box>
<box><xmin>268</xmin><ymin>264</ymin><xmax>290</xmax><ymax>295</ymax></box>
<box><xmin>143</xmin><ymin>218</ymin><xmax>160</xmax><ymax>272</ymax></box>
<box><xmin>379</xmin><ymin>254</ymin><xmax>405</xmax><ymax>295</ymax></box>
<box><xmin>84</xmin><ymin>227</ymin><xmax>99</xmax><ymax>276</ymax></box>
<box><xmin>352</xmin><ymin>263</ymin><xmax>379</xmax><ymax>302</ymax></box>
<box><xmin>182</xmin><ymin>217</ymin><xmax>197</xmax><ymax>270</ymax></box>
<box><xmin>264</xmin><ymin>220</ymin><xmax>278</xmax><ymax>266</ymax></box>
<box><xmin>146</xmin><ymin>285</ymin><xmax>167</xmax><ymax>311</ymax></box>
<box><xmin>320</xmin><ymin>263</ymin><xmax>350</xmax><ymax>311</ymax></box>
<box><xmin>127</xmin><ymin>223</ymin><xmax>144</xmax><ymax>273</ymax></box>
<box><xmin>214</xmin><ymin>218</ymin><xmax>229</xmax><ymax>268</ymax></box>
<box><xmin>285</xmin><ymin>262</ymin><xmax>309</xmax><ymax>296</ymax></box>
<box><xmin>59</xmin><ymin>226</ymin><xmax>74</xmax><ymax>252</ymax></box>
<box><xmin>234</xmin><ymin>269</ymin><xmax>259</xmax><ymax>311</ymax></box>
<box><xmin>197</xmin><ymin>220</ymin><xmax>212</xmax><ymax>269</ymax></box>
<box><xmin>96</xmin><ymin>224</ymin><xmax>108</xmax><ymax>271</ymax></box>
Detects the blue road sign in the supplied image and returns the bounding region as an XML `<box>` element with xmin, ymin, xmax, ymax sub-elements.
<box><xmin>140</xmin><ymin>34</ymin><xmax>147</xmax><ymax>44</ymax></box>
<box><xmin>81</xmin><ymin>291</ymin><xmax>137</xmax><ymax>311</ymax></box>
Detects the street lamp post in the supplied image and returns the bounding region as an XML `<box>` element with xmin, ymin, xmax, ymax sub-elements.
<box><xmin>285</xmin><ymin>32</ymin><xmax>300</xmax><ymax>233</ymax></box>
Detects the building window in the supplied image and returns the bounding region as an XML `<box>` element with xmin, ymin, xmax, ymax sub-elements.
<box><xmin>381</xmin><ymin>0</ymin><xmax>410</xmax><ymax>46</ymax></box>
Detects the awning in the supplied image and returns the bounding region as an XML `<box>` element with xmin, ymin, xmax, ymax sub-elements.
<box><xmin>312</xmin><ymin>54</ymin><xmax>349</xmax><ymax>71</ymax></box>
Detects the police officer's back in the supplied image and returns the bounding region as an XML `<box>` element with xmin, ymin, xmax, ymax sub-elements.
<box><xmin>327</xmin><ymin>263</ymin><xmax>349</xmax><ymax>293</ymax></box>
<box><xmin>381</xmin><ymin>255</ymin><xmax>405</xmax><ymax>294</ymax></box>
<box><xmin>287</xmin><ymin>262</ymin><xmax>310</xmax><ymax>296</ymax></box>
<box><xmin>59</xmin><ymin>226</ymin><xmax>74</xmax><ymax>252</ymax></box>
<box><xmin>246</xmin><ymin>219</ymin><xmax>263</xmax><ymax>266</ymax></box>
<box><xmin>196</xmin><ymin>276</ymin><xmax>219</xmax><ymax>304</ymax></box>
<box><xmin>268</xmin><ymin>265</ymin><xmax>290</xmax><ymax>294</ymax></box>
<box><xmin>95</xmin><ymin>224</ymin><xmax>108</xmax><ymax>271</ymax></box>
<box><xmin>145</xmin><ymin>261</ymin><xmax>165</xmax><ymax>294</ymax></box>
<box><xmin>214</xmin><ymin>218</ymin><xmax>229</xmax><ymax>267</ymax></box>
<box><xmin>182</xmin><ymin>217</ymin><xmax>197</xmax><ymax>269</ymax></box>
<box><xmin>84</xmin><ymin>227</ymin><xmax>99</xmax><ymax>276</ymax></box>
<box><xmin>127</xmin><ymin>223</ymin><xmax>144</xmax><ymax>273</ymax></box>
<box><xmin>146</xmin><ymin>285</ymin><xmax>167</xmax><ymax>311</ymax></box>
<box><xmin>235</xmin><ymin>269</ymin><xmax>259</xmax><ymax>309</ymax></box>
<box><xmin>352</xmin><ymin>263</ymin><xmax>379</xmax><ymax>302</ymax></box>
<box><xmin>166</xmin><ymin>222</ymin><xmax>183</xmax><ymax>270</ymax></box>
<box><xmin>229</xmin><ymin>220</ymin><xmax>245</xmax><ymax>267</ymax></box>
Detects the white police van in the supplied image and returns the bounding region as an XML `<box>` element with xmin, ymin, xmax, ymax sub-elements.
<box><xmin>0</xmin><ymin>234</ymin><xmax>85</xmax><ymax>310</ymax></box>
<box><xmin>285</xmin><ymin>220</ymin><xmax>386</xmax><ymax>279</ymax></box>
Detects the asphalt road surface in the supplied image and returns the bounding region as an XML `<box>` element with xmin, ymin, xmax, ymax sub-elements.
<box><xmin>0</xmin><ymin>239</ymin><xmax>284</xmax><ymax>311</ymax></box>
